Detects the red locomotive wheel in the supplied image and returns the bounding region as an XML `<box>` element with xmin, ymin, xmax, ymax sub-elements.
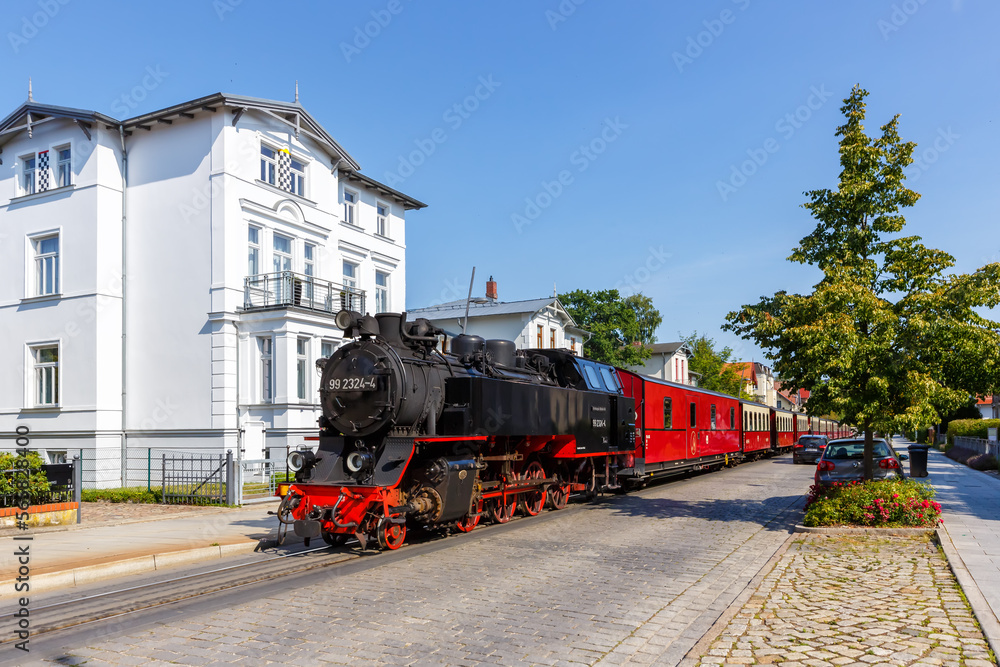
<box><xmin>377</xmin><ymin>518</ymin><xmax>406</xmax><ymax>550</ymax></box>
<box><xmin>489</xmin><ymin>493</ymin><xmax>516</xmax><ymax>524</ymax></box>
<box><xmin>548</xmin><ymin>481</ymin><xmax>570</xmax><ymax>510</ymax></box>
<box><xmin>456</xmin><ymin>497</ymin><xmax>483</xmax><ymax>533</ymax></box>
<box><xmin>518</xmin><ymin>461</ymin><xmax>545</xmax><ymax>516</ymax></box>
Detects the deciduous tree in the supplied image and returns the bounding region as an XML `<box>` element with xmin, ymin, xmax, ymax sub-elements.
<box><xmin>559</xmin><ymin>289</ymin><xmax>662</xmax><ymax>366</ymax></box>
<box><xmin>682</xmin><ymin>332</ymin><xmax>754</xmax><ymax>400</ymax></box>
<box><xmin>725</xmin><ymin>86</ymin><xmax>1000</xmax><ymax>479</ymax></box>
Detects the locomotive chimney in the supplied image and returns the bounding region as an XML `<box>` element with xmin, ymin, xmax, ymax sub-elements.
<box><xmin>486</xmin><ymin>276</ymin><xmax>498</xmax><ymax>301</ymax></box>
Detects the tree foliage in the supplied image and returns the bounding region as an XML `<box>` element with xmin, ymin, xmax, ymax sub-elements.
<box><xmin>724</xmin><ymin>85</ymin><xmax>1000</xmax><ymax>478</ymax></box>
<box><xmin>559</xmin><ymin>289</ymin><xmax>662</xmax><ymax>366</ymax></box>
<box><xmin>682</xmin><ymin>332</ymin><xmax>754</xmax><ymax>400</ymax></box>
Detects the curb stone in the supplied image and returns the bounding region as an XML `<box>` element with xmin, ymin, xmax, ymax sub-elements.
<box><xmin>937</xmin><ymin>524</ymin><xmax>1000</xmax><ymax>660</ymax></box>
<box><xmin>0</xmin><ymin>541</ymin><xmax>262</xmax><ymax>597</ymax></box>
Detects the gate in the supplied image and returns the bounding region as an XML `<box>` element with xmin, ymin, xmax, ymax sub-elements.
<box><xmin>162</xmin><ymin>451</ymin><xmax>235</xmax><ymax>505</ymax></box>
<box><xmin>238</xmin><ymin>457</ymin><xmax>290</xmax><ymax>504</ymax></box>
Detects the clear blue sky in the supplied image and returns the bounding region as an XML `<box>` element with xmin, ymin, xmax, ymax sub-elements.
<box><xmin>4</xmin><ymin>0</ymin><xmax>997</xmax><ymax>364</ymax></box>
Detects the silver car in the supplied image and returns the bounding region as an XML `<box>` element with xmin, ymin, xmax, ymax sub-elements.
<box><xmin>814</xmin><ymin>438</ymin><xmax>908</xmax><ymax>487</ymax></box>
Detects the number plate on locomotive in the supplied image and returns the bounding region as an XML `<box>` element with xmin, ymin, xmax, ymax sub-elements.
<box><xmin>328</xmin><ymin>376</ymin><xmax>377</xmax><ymax>391</ymax></box>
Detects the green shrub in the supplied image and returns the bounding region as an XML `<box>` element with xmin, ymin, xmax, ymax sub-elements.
<box><xmin>81</xmin><ymin>487</ymin><xmax>162</xmax><ymax>504</ymax></box>
<box><xmin>803</xmin><ymin>478</ymin><xmax>941</xmax><ymax>528</ymax></box>
<box><xmin>1</xmin><ymin>451</ymin><xmax>52</xmax><ymax>506</ymax></box>
<box><xmin>948</xmin><ymin>419</ymin><xmax>999</xmax><ymax>444</ymax></box>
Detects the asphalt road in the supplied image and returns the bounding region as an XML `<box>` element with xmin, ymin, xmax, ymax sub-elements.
<box><xmin>18</xmin><ymin>455</ymin><xmax>817</xmax><ymax>666</ymax></box>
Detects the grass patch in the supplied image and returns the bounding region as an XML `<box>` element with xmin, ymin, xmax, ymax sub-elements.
<box><xmin>804</xmin><ymin>478</ymin><xmax>941</xmax><ymax>528</ymax></box>
<box><xmin>82</xmin><ymin>487</ymin><xmax>162</xmax><ymax>504</ymax></box>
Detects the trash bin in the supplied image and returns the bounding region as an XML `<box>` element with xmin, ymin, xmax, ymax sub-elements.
<box><xmin>907</xmin><ymin>444</ymin><xmax>930</xmax><ymax>478</ymax></box>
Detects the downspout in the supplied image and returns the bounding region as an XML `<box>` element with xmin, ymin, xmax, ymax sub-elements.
<box><xmin>119</xmin><ymin>125</ymin><xmax>128</xmax><ymax>456</ymax></box>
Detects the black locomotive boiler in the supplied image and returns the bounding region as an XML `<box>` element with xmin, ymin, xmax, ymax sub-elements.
<box><xmin>278</xmin><ymin>310</ymin><xmax>636</xmax><ymax>549</ymax></box>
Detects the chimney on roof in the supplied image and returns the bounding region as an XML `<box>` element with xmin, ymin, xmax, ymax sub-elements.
<box><xmin>486</xmin><ymin>276</ymin><xmax>498</xmax><ymax>301</ymax></box>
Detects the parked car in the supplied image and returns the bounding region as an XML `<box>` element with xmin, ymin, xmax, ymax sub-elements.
<box><xmin>793</xmin><ymin>435</ymin><xmax>828</xmax><ymax>465</ymax></box>
<box><xmin>814</xmin><ymin>438</ymin><xmax>908</xmax><ymax>487</ymax></box>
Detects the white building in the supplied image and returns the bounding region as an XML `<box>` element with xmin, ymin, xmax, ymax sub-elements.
<box><xmin>0</xmin><ymin>92</ymin><xmax>424</xmax><ymax>486</ymax></box>
<box><xmin>408</xmin><ymin>278</ymin><xmax>589</xmax><ymax>356</ymax></box>
<box><xmin>629</xmin><ymin>342</ymin><xmax>696</xmax><ymax>385</ymax></box>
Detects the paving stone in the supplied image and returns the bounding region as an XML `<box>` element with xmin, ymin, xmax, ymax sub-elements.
<box><xmin>694</xmin><ymin>534</ymin><xmax>992</xmax><ymax>667</ymax></box>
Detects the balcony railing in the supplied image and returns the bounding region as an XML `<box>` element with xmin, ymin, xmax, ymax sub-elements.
<box><xmin>243</xmin><ymin>272</ymin><xmax>365</xmax><ymax>315</ymax></box>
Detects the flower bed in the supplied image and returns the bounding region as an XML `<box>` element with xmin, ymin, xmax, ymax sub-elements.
<box><xmin>803</xmin><ymin>478</ymin><xmax>941</xmax><ymax>528</ymax></box>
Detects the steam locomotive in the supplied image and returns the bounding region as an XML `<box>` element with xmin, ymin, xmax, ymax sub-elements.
<box><xmin>277</xmin><ymin>310</ymin><xmax>636</xmax><ymax>550</ymax></box>
<box><xmin>277</xmin><ymin>310</ymin><xmax>847</xmax><ymax>550</ymax></box>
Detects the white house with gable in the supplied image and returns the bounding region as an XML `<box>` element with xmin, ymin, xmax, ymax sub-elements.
<box><xmin>0</xmin><ymin>91</ymin><xmax>424</xmax><ymax>486</ymax></box>
<box><xmin>408</xmin><ymin>278</ymin><xmax>590</xmax><ymax>356</ymax></box>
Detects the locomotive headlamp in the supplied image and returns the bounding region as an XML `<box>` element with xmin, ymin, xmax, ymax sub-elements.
<box><xmin>345</xmin><ymin>450</ymin><xmax>375</xmax><ymax>475</ymax></box>
<box><xmin>287</xmin><ymin>449</ymin><xmax>317</xmax><ymax>473</ymax></box>
<box><xmin>335</xmin><ymin>309</ymin><xmax>361</xmax><ymax>332</ymax></box>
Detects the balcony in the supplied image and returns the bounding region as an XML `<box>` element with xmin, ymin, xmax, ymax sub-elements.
<box><xmin>243</xmin><ymin>272</ymin><xmax>365</xmax><ymax>315</ymax></box>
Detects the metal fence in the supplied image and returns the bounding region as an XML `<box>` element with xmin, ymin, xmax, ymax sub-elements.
<box><xmin>1</xmin><ymin>458</ymin><xmax>82</xmax><ymax>520</ymax></box>
<box><xmin>162</xmin><ymin>451</ymin><xmax>235</xmax><ymax>505</ymax></box>
<box><xmin>953</xmin><ymin>436</ymin><xmax>998</xmax><ymax>457</ymax></box>
<box><xmin>238</xmin><ymin>457</ymin><xmax>291</xmax><ymax>504</ymax></box>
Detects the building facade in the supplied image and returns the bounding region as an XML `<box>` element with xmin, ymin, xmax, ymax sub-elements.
<box><xmin>408</xmin><ymin>279</ymin><xmax>589</xmax><ymax>357</ymax></box>
<box><xmin>0</xmin><ymin>93</ymin><xmax>424</xmax><ymax>485</ymax></box>
<box><xmin>629</xmin><ymin>342</ymin><xmax>696</xmax><ymax>385</ymax></box>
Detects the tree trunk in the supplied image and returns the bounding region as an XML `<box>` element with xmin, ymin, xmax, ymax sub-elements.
<box><xmin>863</xmin><ymin>427</ymin><xmax>874</xmax><ymax>480</ymax></box>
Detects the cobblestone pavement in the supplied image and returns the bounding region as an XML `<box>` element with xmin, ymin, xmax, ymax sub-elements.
<box><xmin>695</xmin><ymin>534</ymin><xmax>996</xmax><ymax>667</ymax></box>
<box><xmin>27</xmin><ymin>457</ymin><xmax>813</xmax><ymax>666</ymax></box>
<box><xmin>0</xmin><ymin>501</ymin><xmax>229</xmax><ymax>537</ymax></box>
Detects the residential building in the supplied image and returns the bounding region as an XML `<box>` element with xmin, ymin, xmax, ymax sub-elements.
<box><xmin>0</xmin><ymin>92</ymin><xmax>424</xmax><ymax>485</ymax></box>
<box><xmin>977</xmin><ymin>396</ymin><xmax>999</xmax><ymax>420</ymax></box>
<box><xmin>724</xmin><ymin>362</ymin><xmax>776</xmax><ymax>407</ymax></box>
<box><xmin>629</xmin><ymin>342</ymin><xmax>697</xmax><ymax>385</ymax></box>
<box><xmin>407</xmin><ymin>278</ymin><xmax>589</xmax><ymax>356</ymax></box>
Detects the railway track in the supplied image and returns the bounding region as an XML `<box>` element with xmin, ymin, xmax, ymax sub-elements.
<box><xmin>0</xmin><ymin>490</ymin><xmax>612</xmax><ymax>662</ymax></box>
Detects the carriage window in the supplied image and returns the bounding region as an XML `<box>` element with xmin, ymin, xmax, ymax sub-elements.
<box><xmin>730</xmin><ymin>408</ymin><xmax>735</xmax><ymax>430</ymax></box>
<box><xmin>663</xmin><ymin>397</ymin><xmax>672</xmax><ymax>429</ymax></box>
<box><xmin>710</xmin><ymin>405</ymin><xmax>717</xmax><ymax>430</ymax></box>
<box><xmin>689</xmin><ymin>402</ymin><xmax>696</xmax><ymax>428</ymax></box>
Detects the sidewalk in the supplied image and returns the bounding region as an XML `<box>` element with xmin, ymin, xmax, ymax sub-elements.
<box><xmin>0</xmin><ymin>502</ymin><xmax>284</xmax><ymax>595</ymax></box>
<box><xmin>683</xmin><ymin>438</ymin><xmax>1000</xmax><ymax>665</ymax></box>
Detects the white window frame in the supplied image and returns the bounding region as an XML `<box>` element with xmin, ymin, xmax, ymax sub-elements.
<box><xmin>376</xmin><ymin>201</ymin><xmax>389</xmax><ymax>237</ymax></box>
<box><xmin>55</xmin><ymin>144</ymin><xmax>72</xmax><ymax>188</ymax></box>
<box><xmin>248</xmin><ymin>225</ymin><xmax>261</xmax><ymax>276</ymax></box>
<box><xmin>342</xmin><ymin>260</ymin><xmax>358</xmax><ymax>289</ymax></box>
<box><xmin>343</xmin><ymin>189</ymin><xmax>358</xmax><ymax>226</ymax></box>
<box><xmin>297</xmin><ymin>337</ymin><xmax>310</xmax><ymax>401</ymax></box>
<box><xmin>375</xmin><ymin>270</ymin><xmax>389</xmax><ymax>313</ymax></box>
<box><xmin>290</xmin><ymin>157</ymin><xmax>306</xmax><ymax>197</ymax></box>
<box><xmin>28</xmin><ymin>231</ymin><xmax>61</xmax><ymax>298</ymax></box>
<box><xmin>258</xmin><ymin>336</ymin><xmax>273</xmax><ymax>404</ymax></box>
<box><xmin>260</xmin><ymin>145</ymin><xmax>277</xmax><ymax>185</ymax></box>
<box><xmin>28</xmin><ymin>342</ymin><xmax>60</xmax><ymax>408</ymax></box>
<box><xmin>20</xmin><ymin>153</ymin><xmax>37</xmax><ymax>196</ymax></box>
<box><xmin>273</xmin><ymin>233</ymin><xmax>293</xmax><ymax>274</ymax></box>
<box><xmin>321</xmin><ymin>339</ymin><xmax>336</xmax><ymax>360</ymax></box>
